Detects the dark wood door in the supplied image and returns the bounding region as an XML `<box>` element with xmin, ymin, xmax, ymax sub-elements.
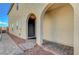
<box><xmin>28</xmin><ymin>19</ymin><xmax>35</xmax><ymax>38</ymax></box>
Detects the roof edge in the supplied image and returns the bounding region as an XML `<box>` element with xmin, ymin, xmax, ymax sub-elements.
<box><xmin>7</xmin><ymin>3</ymin><xmax>14</xmax><ymax>15</ymax></box>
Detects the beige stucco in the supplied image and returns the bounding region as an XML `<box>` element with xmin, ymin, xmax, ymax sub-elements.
<box><xmin>72</xmin><ymin>4</ymin><xmax>79</xmax><ymax>55</ymax></box>
<box><xmin>8</xmin><ymin>3</ymin><xmax>79</xmax><ymax>55</ymax></box>
<box><xmin>43</xmin><ymin>4</ymin><xmax>74</xmax><ymax>46</ymax></box>
<box><xmin>8</xmin><ymin>3</ymin><xmax>46</xmax><ymax>40</ymax></box>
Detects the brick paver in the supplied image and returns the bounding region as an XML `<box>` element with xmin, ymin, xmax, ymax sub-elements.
<box><xmin>24</xmin><ymin>44</ymin><xmax>53</xmax><ymax>55</ymax></box>
<box><xmin>1</xmin><ymin>33</ymin><xmax>73</xmax><ymax>55</ymax></box>
<box><xmin>8</xmin><ymin>33</ymin><xmax>54</xmax><ymax>55</ymax></box>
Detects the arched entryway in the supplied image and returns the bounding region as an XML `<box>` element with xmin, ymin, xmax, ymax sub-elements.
<box><xmin>28</xmin><ymin>14</ymin><xmax>36</xmax><ymax>39</ymax></box>
<box><xmin>24</xmin><ymin>13</ymin><xmax>36</xmax><ymax>49</ymax></box>
<box><xmin>41</xmin><ymin>3</ymin><xmax>74</xmax><ymax>55</ymax></box>
<box><xmin>28</xmin><ymin>13</ymin><xmax>36</xmax><ymax>39</ymax></box>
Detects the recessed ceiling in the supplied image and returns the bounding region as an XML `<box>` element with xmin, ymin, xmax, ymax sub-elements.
<box><xmin>46</xmin><ymin>3</ymin><xmax>70</xmax><ymax>13</ymax></box>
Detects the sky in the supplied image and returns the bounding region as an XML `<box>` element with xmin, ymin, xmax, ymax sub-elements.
<box><xmin>0</xmin><ymin>3</ymin><xmax>11</xmax><ymax>27</ymax></box>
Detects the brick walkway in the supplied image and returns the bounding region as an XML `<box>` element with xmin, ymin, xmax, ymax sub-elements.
<box><xmin>8</xmin><ymin>33</ymin><xmax>54</xmax><ymax>55</ymax></box>
<box><xmin>24</xmin><ymin>44</ymin><xmax>53</xmax><ymax>55</ymax></box>
<box><xmin>2</xmin><ymin>33</ymin><xmax>73</xmax><ymax>55</ymax></box>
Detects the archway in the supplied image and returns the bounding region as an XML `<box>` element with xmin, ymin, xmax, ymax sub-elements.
<box><xmin>41</xmin><ymin>3</ymin><xmax>74</xmax><ymax>55</ymax></box>
<box><xmin>28</xmin><ymin>13</ymin><xmax>36</xmax><ymax>39</ymax></box>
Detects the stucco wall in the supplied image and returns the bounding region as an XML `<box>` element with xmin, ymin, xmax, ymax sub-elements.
<box><xmin>8</xmin><ymin>3</ymin><xmax>46</xmax><ymax>40</ymax></box>
<box><xmin>43</xmin><ymin>4</ymin><xmax>74</xmax><ymax>46</ymax></box>
<box><xmin>8</xmin><ymin>3</ymin><xmax>79</xmax><ymax>54</ymax></box>
<box><xmin>8</xmin><ymin>4</ymin><xmax>27</xmax><ymax>39</ymax></box>
<box><xmin>72</xmin><ymin>3</ymin><xmax>79</xmax><ymax>55</ymax></box>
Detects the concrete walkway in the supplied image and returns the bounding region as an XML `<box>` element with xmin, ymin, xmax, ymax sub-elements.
<box><xmin>0</xmin><ymin>33</ymin><xmax>23</xmax><ymax>55</ymax></box>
